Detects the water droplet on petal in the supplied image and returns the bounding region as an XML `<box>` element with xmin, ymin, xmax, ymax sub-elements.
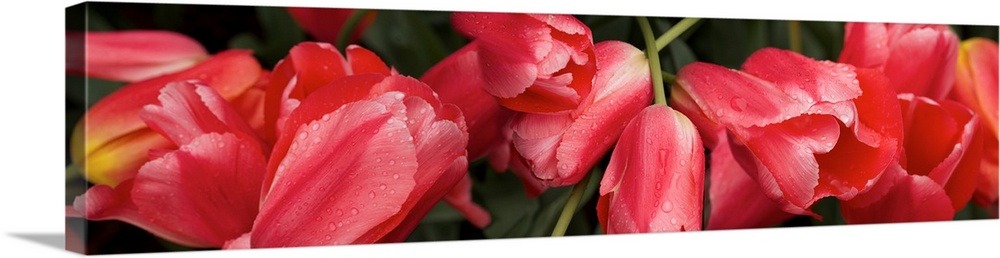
<box><xmin>393</xmin><ymin>173</ymin><xmax>400</xmax><ymax>179</ymax></box>
<box><xmin>379</xmin><ymin>184</ymin><xmax>387</xmax><ymax>190</ymax></box>
<box><xmin>661</xmin><ymin>201</ymin><xmax>674</xmax><ymax>213</ymax></box>
<box><xmin>351</xmin><ymin>208</ymin><xmax>359</xmax><ymax>215</ymax></box>
<box><xmin>322</xmin><ymin>114</ymin><xmax>331</xmax><ymax>121</ymax></box>
<box><xmin>670</xmin><ymin>218</ymin><xmax>678</xmax><ymax>225</ymax></box>
<box><xmin>312</xmin><ymin>123</ymin><xmax>320</xmax><ymax>131</ymax></box>
<box><xmin>369</xmin><ymin>191</ymin><xmax>376</xmax><ymax>199</ymax></box>
<box><xmin>328</xmin><ymin>222</ymin><xmax>337</xmax><ymax>230</ymax></box>
<box><xmin>299</xmin><ymin>132</ymin><xmax>308</xmax><ymax>140</ymax></box>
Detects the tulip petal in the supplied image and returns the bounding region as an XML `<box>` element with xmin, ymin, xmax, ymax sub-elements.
<box><xmin>140</xmin><ymin>82</ymin><xmax>260</xmax><ymax>147</ymax></box>
<box><xmin>883</xmin><ymin>26</ymin><xmax>958</xmax><ymax>100</ymax></box>
<box><xmin>419</xmin><ymin>42</ymin><xmax>515</xmax><ymax>161</ymax></box>
<box><xmin>253</xmin><ymin>98</ymin><xmax>419</xmax><ymax>247</ymax></box>
<box><xmin>598</xmin><ymin>105</ymin><xmax>704</xmax><ymax>233</ymax></box>
<box><xmin>707</xmin><ymin>131</ymin><xmax>794</xmax><ymax>230</ymax></box>
<box><xmin>132</xmin><ymin>133</ymin><xmax>266</xmax><ymax>247</ymax></box>
<box><xmin>346</xmin><ymin>45</ymin><xmax>392</xmax><ymax>76</ymax></box>
<box><xmin>67</xmin><ymin>30</ymin><xmax>209</xmax><ymax>82</ymax></box>
<box><xmin>74</xmin><ymin>50</ymin><xmax>261</xmax><ymax>186</ymax></box>
<box><xmin>841</xmin><ymin>164</ymin><xmax>955</xmax><ymax>223</ymax></box>
<box><xmin>513</xmin><ymin>40</ymin><xmax>652</xmax><ymax>187</ymax></box>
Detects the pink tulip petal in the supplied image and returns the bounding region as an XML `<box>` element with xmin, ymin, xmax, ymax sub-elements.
<box><xmin>222</xmin><ymin>233</ymin><xmax>251</xmax><ymax>250</ymax></box>
<box><xmin>841</xmin><ymin>164</ymin><xmax>955</xmax><ymax>223</ymax></box>
<box><xmin>883</xmin><ymin>27</ymin><xmax>958</xmax><ymax>100</ymax></box>
<box><xmin>839</xmin><ymin>23</ymin><xmax>889</xmax><ymax>68</ymax></box>
<box><xmin>513</xmin><ymin>40</ymin><xmax>652</xmax><ymax>187</ymax></box>
<box><xmin>253</xmin><ymin>98</ymin><xmax>419</xmax><ymax>247</ymax></box>
<box><xmin>67</xmin><ymin>30</ymin><xmax>209</xmax><ymax>82</ymax></box>
<box><xmin>132</xmin><ymin>133</ymin><xmax>266</xmax><ymax>247</ymax></box>
<box><xmin>140</xmin><ymin>82</ymin><xmax>260</xmax><ymax>147</ymax></box>
<box><xmin>598</xmin><ymin>105</ymin><xmax>704</xmax><ymax>233</ymax></box>
<box><xmin>420</xmin><ymin>42</ymin><xmax>515</xmax><ymax>161</ymax></box>
<box><xmin>707</xmin><ymin>131</ymin><xmax>795</xmax><ymax>230</ymax></box>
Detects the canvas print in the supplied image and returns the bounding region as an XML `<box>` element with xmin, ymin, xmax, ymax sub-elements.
<box><xmin>65</xmin><ymin>1</ymin><xmax>999</xmax><ymax>255</ymax></box>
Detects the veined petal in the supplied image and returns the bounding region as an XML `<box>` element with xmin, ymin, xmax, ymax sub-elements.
<box><xmin>132</xmin><ymin>133</ymin><xmax>266</xmax><ymax>247</ymax></box>
<box><xmin>140</xmin><ymin>82</ymin><xmax>261</xmax><ymax>147</ymax></box>
<box><xmin>67</xmin><ymin>30</ymin><xmax>208</xmax><ymax>82</ymax></box>
<box><xmin>253</xmin><ymin>99</ymin><xmax>419</xmax><ymax>247</ymax></box>
<box><xmin>73</xmin><ymin>50</ymin><xmax>261</xmax><ymax>186</ymax></box>
<box><xmin>598</xmin><ymin>105</ymin><xmax>704</xmax><ymax>233</ymax></box>
<box><xmin>883</xmin><ymin>27</ymin><xmax>958</xmax><ymax>100</ymax></box>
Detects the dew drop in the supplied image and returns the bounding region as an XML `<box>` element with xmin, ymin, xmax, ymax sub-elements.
<box><xmin>311</xmin><ymin>123</ymin><xmax>320</xmax><ymax>131</ymax></box>
<box><xmin>393</xmin><ymin>173</ymin><xmax>400</xmax><ymax>179</ymax></box>
<box><xmin>369</xmin><ymin>191</ymin><xmax>376</xmax><ymax>199</ymax></box>
<box><xmin>389</xmin><ymin>189</ymin><xmax>396</xmax><ymax>194</ymax></box>
<box><xmin>217</xmin><ymin>142</ymin><xmax>225</xmax><ymax>148</ymax></box>
<box><xmin>379</xmin><ymin>184</ymin><xmax>387</xmax><ymax>190</ymax></box>
<box><xmin>325</xmin><ymin>235</ymin><xmax>332</xmax><ymax>240</ymax></box>
<box><xmin>351</xmin><ymin>208</ymin><xmax>359</xmax><ymax>215</ymax></box>
<box><xmin>670</xmin><ymin>218</ymin><xmax>678</xmax><ymax>225</ymax></box>
<box><xmin>322</xmin><ymin>114</ymin><xmax>331</xmax><ymax>121</ymax></box>
<box><xmin>661</xmin><ymin>201</ymin><xmax>674</xmax><ymax>213</ymax></box>
<box><xmin>389</xmin><ymin>160</ymin><xmax>396</xmax><ymax>165</ymax></box>
<box><xmin>336</xmin><ymin>209</ymin><xmax>343</xmax><ymax>216</ymax></box>
<box><xmin>328</xmin><ymin>222</ymin><xmax>337</xmax><ymax>230</ymax></box>
<box><xmin>299</xmin><ymin>132</ymin><xmax>308</xmax><ymax>140</ymax></box>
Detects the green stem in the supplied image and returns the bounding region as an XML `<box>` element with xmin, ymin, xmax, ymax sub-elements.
<box><xmin>335</xmin><ymin>9</ymin><xmax>371</xmax><ymax>50</ymax></box>
<box><xmin>637</xmin><ymin>17</ymin><xmax>667</xmax><ymax>105</ymax></box>
<box><xmin>551</xmin><ymin>171</ymin><xmax>592</xmax><ymax>237</ymax></box>
<box><xmin>654</xmin><ymin>18</ymin><xmax>701</xmax><ymax>52</ymax></box>
<box><xmin>662</xmin><ymin>70</ymin><xmax>677</xmax><ymax>85</ymax></box>
<box><xmin>789</xmin><ymin>20</ymin><xmax>802</xmax><ymax>53</ymax></box>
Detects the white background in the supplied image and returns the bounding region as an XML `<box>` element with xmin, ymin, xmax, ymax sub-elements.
<box><xmin>0</xmin><ymin>0</ymin><xmax>996</xmax><ymax>257</ymax></box>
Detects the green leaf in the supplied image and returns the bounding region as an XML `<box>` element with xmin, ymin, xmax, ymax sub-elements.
<box><xmin>406</xmin><ymin>221</ymin><xmax>461</xmax><ymax>242</ymax></box>
<box><xmin>476</xmin><ymin>171</ymin><xmax>539</xmax><ymax>239</ymax></box>
<box><xmin>361</xmin><ymin>10</ymin><xmax>453</xmax><ymax>77</ymax></box>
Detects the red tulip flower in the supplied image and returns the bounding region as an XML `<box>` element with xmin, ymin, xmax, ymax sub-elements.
<box><xmin>841</xmin><ymin>94</ymin><xmax>982</xmax><ymax>223</ymax></box>
<box><xmin>512</xmin><ymin>40</ymin><xmax>652</xmax><ymax>187</ymax></box>
<box><xmin>72</xmin><ymin>81</ymin><xmax>268</xmax><ymax>248</ymax></box>
<box><xmin>839</xmin><ymin>22</ymin><xmax>959</xmax><ymax>100</ymax></box>
<box><xmin>287</xmin><ymin>7</ymin><xmax>375</xmax><ymax>44</ymax></box>
<box><xmin>66</xmin><ymin>30</ymin><xmax>209</xmax><ymax>82</ymax></box>
<box><xmin>597</xmin><ymin>104</ymin><xmax>704</xmax><ymax>233</ymax></box>
<box><xmin>242</xmin><ymin>73</ymin><xmax>480</xmax><ymax>247</ymax></box>
<box><xmin>70</xmin><ymin>50</ymin><xmax>263</xmax><ymax>186</ymax></box>
<box><xmin>451</xmin><ymin>12</ymin><xmax>597</xmax><ymax>113</ymax></box>
<box><xmin>948</xmin><ymin>38</ymin><xmax>999</xmax><ymax>208</ymax></box>
<box><xmin>673</xmin><ymin>48</ymin><xmax>904</xmax><ymax>215</ymax></box>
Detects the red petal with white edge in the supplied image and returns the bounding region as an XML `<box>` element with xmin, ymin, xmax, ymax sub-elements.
<box><xmin>253</xmin><ymin>98</ymin><xmax>419</xmax><ymax>247</ymax></box>
<box><xmin>742</xmin><ymin>48</ymin><xmax>862</xmax><ymax>105</ymax></box>
<box><xmin>884</xmin><ymin>27</ymin><xmax>958</xmax><ymax>100</ymax></box>
<box><xmin>141</xmin><ymin>82</ymin><xmax>261</xmax><ymax>147</ymax></box>
<box><xmin>598</xmin><ymin>105</ymin><xmax>704</xmax><ymax>233</ymax></box>
<box><xmin>708</xmin><ymin>131</ymin><xmax>794</xmax><ymax>230</ymax></box>
<box><xmin>420</xmin><ymin>42</ymin><xmax>515</xmax><ymax>161</ymax></box>
<box><xmin>841</xmin><ymin>163</ymin><xmax>955</xmax><ymax>223</ymax></box>
<box><xmin>67</xmin><ymin>30</ymin><xmax>208</xmax><ymax>82</ymax></box>
<box><xmin>132</xmin><ymin>133</ymin><xmax>266</xmax><ymax>247</ymax></box>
